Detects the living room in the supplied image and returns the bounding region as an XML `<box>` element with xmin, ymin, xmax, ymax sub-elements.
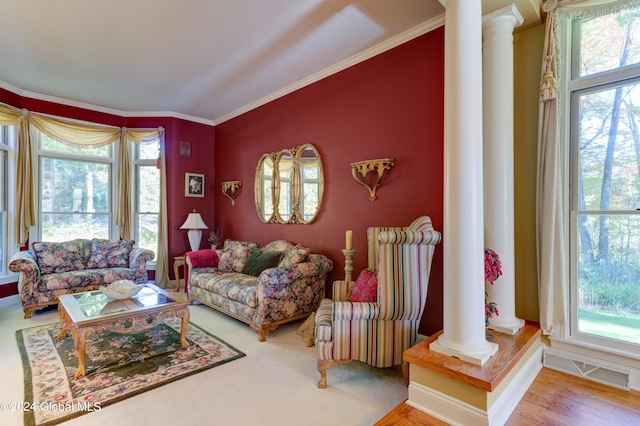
<box><xmin>1</xmin><ymin>1</ymin><xmax>640</xmax><ymax>425</ymax></box>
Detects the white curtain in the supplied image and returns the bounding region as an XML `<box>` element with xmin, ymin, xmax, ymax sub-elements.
<box><xmin>537</xmin><ymin>0</ymin><xmax>640</xmax><ymax>333</ymax></box>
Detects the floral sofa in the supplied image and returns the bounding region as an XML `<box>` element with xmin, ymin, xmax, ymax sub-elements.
<box><xmin>186</xmin><ymin>239</ymin><xmax>332</xmax><ymax>342</ymax></box>
<box><xmin>9</xmin><ymin>239</ymin><xmax>155</xmax><ymax>318</ymax></box>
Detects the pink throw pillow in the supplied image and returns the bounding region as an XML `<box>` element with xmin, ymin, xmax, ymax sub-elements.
<box><xmin>349</xmin><ymin>269</ymin><xmax>378</xmax><ymax>303</ymax></box>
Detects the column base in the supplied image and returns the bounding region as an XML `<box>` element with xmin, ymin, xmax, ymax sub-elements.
<box><xmin>488</xmin><ymin>317</ymin><xmax>525</xmax><ymax>335</ymax></box>
<box><xmin>429</xmin><ymin>336</ymin><xmax>498</xmax><ymax>366</ymax></box>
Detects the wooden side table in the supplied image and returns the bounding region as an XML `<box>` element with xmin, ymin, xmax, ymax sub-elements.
<box><xmin>173</xmin><ymin>255</ymin><xmax>185</xmax><ymax>292</ymax></box>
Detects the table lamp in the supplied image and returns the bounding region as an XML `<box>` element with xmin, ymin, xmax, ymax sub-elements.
<box><xmin>180</xmin><ymin>210</ymin><xmax>208</xmax><ymax>252</ymax></box>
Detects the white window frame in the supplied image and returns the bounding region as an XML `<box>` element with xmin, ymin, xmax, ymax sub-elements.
<box><xmin>550</xmin><ymin>13</ymin><xmax>640</xmax><ymax>378</ymax></box>
<box><xmin>33</xmin><ymin>129</ymin><xmax>117</xmax><ymax>242</ymax></box>
<box><xmin>0</xmin><ymin>125</ymin><xmax>18</xmax><ymax>285</ymax></box>
<box><xmin>133</xmin><ymin>140</ymin><xmax>159</xmax><ymax>268</ymax></box>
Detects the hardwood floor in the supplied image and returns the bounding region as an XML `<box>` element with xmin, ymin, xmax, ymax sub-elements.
<box><xmin>375</xmin><ymin>367</ymin><xmax>640</xmax><ymax>425</ymax></box>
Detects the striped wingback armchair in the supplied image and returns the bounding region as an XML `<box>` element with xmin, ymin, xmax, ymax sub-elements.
<box><xmin>315</xmin><ymin>216</ymin><xmax>441</xmax><ymax>388</ymax></box>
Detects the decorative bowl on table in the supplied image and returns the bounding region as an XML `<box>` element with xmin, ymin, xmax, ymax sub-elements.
<box><xmin>100</xmin><ymin>280</ymin><xmax>143</xmax><ymax>300</ymax></box>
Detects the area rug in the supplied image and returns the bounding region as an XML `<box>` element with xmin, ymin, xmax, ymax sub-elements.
<box><xmin>16</xmin><ymin>318</ymin><xmax>245</xmax><ymax>426</ymax></box>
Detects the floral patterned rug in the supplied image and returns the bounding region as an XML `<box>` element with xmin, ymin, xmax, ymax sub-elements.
<box><xmin>16</xmin><ymin>318</ymin><xmax>245</xmax><ymax>426</ymax></box>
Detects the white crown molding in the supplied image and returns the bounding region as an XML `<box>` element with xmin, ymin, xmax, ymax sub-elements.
<box><xmin>214</xmin><ymin>13</ymin><xmax>445</xmax><ymax>125</ymax></box>
<box><xmin>0</xmin><ymin>80</ymin><xmax>215</xmax><ymax>127</ymax></box>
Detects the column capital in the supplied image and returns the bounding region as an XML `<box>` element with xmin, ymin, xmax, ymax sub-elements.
<box><xmin>483</xmin><ymin>4</ymin><xmax>524</xmax><ymax>30</ymax></box>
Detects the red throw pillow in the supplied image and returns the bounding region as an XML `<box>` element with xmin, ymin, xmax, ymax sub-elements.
<box><xmin>349</xmin><ymin>269</ymin><xmax>378</xmax><ymax>303</ymax></box>
<box><xmin>186</xmin><ymin>249</ymin><xmax>219</xmax><ymax>268</ymax></box>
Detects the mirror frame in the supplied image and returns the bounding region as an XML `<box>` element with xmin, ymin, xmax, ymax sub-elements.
<box><xmin>254</xmin><ymin>143</ymin><xmax>324</xmax><ymax>224</ymax></box>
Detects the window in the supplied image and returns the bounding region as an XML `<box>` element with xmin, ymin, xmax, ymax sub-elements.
<box><xmin>134</xmin><ymin>140</ymin><xmax>159</xmax><ymax>261</ymax></box>
<box><xmin>37</xmin><ymin>132</ymin><xmax>112</xmax><ymax>241</ymax></box>
<box><xmin>0</xmin><ymin>126</ymin><xmax>8</xmax><ymax>275</ymax></box>
<box><xmin>569</xmin><ymin>9</ymin><xmax>640</xmax><ymax>351</ymax></box>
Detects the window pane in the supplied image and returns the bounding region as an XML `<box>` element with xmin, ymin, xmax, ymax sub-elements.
<box><xmin>579</xmin><ymin>11</ymin><xmax>640</xmax><ymax>77</ymax></box>
<box><xmin>279</xmin><ymin>181</ymin><xmax>291</xmax><ymax>220</ymax></box>
<box><xmin>263</xmin><ymin>178</ymin><xmax>273</xmax><ymax>217</ymax></box>
<box><xmin>138</xmin><ymin>140</ymin><xmax>160</xmax><ymax>160</ymax></box>
<box><xmin>577</xmin><ymin>214</ymin><xmax>640</xmax><ymax>345</ymax></box>
<box><xmin>302</xmin><ymin>182</ymin><xmax>318</xmax><ymax>220</ymax></box>
<box><xmin>0</xmin><ymin>129</ymin><xmax>6</xmax><ymax>273</ymax></box>
<box><xmin>41</xmin><ymin>213</ymin><xmax>109</xmax><ymax>241</ymax></box>
<box><xmin>578</xmin><ymin>82</ymin><xmax>640</xmax><ymax>211</ymax></box>
<box><xmin>0</xmin><ymin>212</ymin><xmax>4</xmax><ymax>274</ymax></box>
<box><xmin>41</xmin><ymin>158</ymin><xmax>109</xmax><ymax>213</ymax></box>
<box><xmin>40</xmin><ymin>134</ymin><xmax>110</xmax><ymax>157</ymax></box>
<box><xmin>137</xmin><ymin>213</ymin><xmax>157</xmax><ymax>260</ymax></box>
<box><xmin>138</xmin><ymin>166</ymin><xmax>159</xmax><ymax>213</ymax></box>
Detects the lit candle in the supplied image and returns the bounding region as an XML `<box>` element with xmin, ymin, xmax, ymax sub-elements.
<box><xmin>345</xmin><ymin>230</ymin><xmax>353</xmax><ymax>250</ymax></box>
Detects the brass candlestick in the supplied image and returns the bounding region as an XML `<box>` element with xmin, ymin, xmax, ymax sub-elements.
<box><xmin>342</xmin><ymin>249</ymin><xmax>356</xmax><ymax>284</ymax></box>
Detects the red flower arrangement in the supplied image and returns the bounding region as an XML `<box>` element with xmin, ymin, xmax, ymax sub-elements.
<box><xmin>484</xmin><ymin>248</ymin><xmax>502</xmax><ymax>326</ymax></box>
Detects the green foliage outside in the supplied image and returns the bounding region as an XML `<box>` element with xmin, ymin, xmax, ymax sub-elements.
<box><xmin>575</xmin><ymin>9</ymin><xmax>640</xmax><ymax>344</ymax></box>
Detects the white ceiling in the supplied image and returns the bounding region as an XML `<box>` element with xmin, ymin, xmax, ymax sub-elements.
<box><xmin>1</xmin><ymin>1</ymin><xmax>541</xmax><ymax>126</ymax></box>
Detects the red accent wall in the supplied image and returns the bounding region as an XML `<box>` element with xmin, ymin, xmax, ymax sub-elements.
<box><xmin>214</xmin><ymin>28</ymin><xmax>445</xmax><ymax>335</ymax></box>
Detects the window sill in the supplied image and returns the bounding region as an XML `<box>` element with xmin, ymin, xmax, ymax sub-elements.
<box><xmin>0</xmin><ymin>274</ymin><xmax>19</xmax><ymax>286</ymax></box>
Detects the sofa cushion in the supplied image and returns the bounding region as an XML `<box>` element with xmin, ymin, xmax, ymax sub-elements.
<box><xmin>218</xmin><ymin>240</ymin><xmax>260</xmax><ymax>273</ymax></box>
<box><xmin>279</xmin><ymin>244</ymin><xmax>311</xmax><ymax>268</ymax></box>
<box><xmin>33</xmin><ymin>240</ymin><xmax>86</xmax><ymax>274</ymax></box>
<box><xmin>349</xmin><ymin>269</ymin><xmax>378</xmax><ymax>303</ymax></box>
<box><xmin>86</xmin><ymin>239</ymin><xmax>135</xmax><ymax>269</ymax></box>
<box><xmin>242</xmin><ymin>248</ymin><xmax>282</xmax><ymax>277</ymax></box>
<box><xmin>189</xmin><ymin>271</ymin><xmax>259</xmax><ymax>307</ymax></box>
<box><xmin>41</xmin><ymin>268</ymin><xmax>136</xmax><ymax>291</ymax></box>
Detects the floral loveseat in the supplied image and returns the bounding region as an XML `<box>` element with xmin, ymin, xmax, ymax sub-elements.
<box><xmin>186</xmin><ymin>239</ymin><xmax>332</xmax><ymax>341</ymax></box>
<box><xmin>9</xmin><ymin>239</ymin><xmax>155</xmax><ymax>318</ymax></box>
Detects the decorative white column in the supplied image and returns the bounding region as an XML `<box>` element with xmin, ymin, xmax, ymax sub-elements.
<box><xmin>483</xmin><ymin>5</ymin><xmax>525</xmax><ymax>335</ymax></box>
<box><xmin>429</xmin><ymin>0</ymin><xmax>498</xmax><ymax>365</ymax></box>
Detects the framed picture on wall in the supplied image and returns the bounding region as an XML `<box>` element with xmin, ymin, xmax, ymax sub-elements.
<box><xmin>185</xmin><ymin>172</ymin><xmax>205</xmax><ymax>198</ymax></box>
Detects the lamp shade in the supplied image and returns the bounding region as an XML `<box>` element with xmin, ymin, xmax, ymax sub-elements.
<box><xmin>180</xmin><ymin>211</ymin><xmax>208</xmax><ymax>230</ymax></box>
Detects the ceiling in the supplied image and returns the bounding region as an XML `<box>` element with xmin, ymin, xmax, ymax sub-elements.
<box><xmin>1</xmin><ymin>1</ymin><xmax>542</xmax><ymax>126</ymax></box>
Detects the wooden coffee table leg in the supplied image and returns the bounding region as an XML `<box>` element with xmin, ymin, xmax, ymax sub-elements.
<box><xmin>179</xmin><ymin>308</ymin><xmax>190</xmax><ymax>347</ymax></box>
<box><xmin>57</xmin><ymin>304</ymin><xmax>71</xmax><ymax>340</ymax></box>
<box><xmin>73</xmin><ymin>330</ymin><xmax>88</xmax><ymax>379</ymax></box>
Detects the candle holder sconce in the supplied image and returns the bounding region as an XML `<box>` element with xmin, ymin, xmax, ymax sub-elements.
<box><xmin>350</xmin><ymin>158</ymin><xmax>394</xmax><ymax>201</ymax></box>
<box><xmin>221</xmin><ymin>181</ymin><xmax>242</xmax><ymax>206</ymax></box>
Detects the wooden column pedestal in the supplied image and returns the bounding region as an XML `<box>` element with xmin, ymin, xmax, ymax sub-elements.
<box><xmin>377</xmin><ymin>322</ymin><xmax>542</xmax><ymax>426</ymax></box>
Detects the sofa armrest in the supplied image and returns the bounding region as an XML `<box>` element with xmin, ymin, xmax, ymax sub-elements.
<box><xmin>9</xmin><ymin>250</ymin><xmax>40</xmax><ymax>294</ymax></box>
<box><xmin>129</xmin><ymin>247</ymin><xmax>155</xmax><ymax>283</ymax></box>
<box><xmin>332</xmin><ymin>301</ymin><xmax>380</xmax><ymax>320</ymax></box>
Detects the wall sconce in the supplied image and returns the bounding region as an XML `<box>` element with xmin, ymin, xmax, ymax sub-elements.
<box><xmin>221</xmin><ymin>181</ymin><xmax>242</xmax><ymax>206</ymax></box>
<box><xmin>350</xmin><ymin>158</ymin><xmax>394</xmax><ymax>201</ymax></box>
<box><xmin>180</xmin><ymin>210</ymin><xmax>208</xmax><ymax>252</ymax></box>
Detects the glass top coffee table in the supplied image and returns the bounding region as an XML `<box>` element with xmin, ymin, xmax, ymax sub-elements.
<box><xmin>57</xmin><ymin>283</ymin><xmax>190</xmax><ymax>378</ymax></box>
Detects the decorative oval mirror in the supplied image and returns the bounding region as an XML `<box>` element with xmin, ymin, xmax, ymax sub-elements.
<box><xmin>254</xmin><ymin>144</ymin><xmax>324</xmax><ymax>224</ymax></box>
<box><xmin>255</xmin><ymin>154</ymin><xmax>275</xmax><ymax>223</ymax></box>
